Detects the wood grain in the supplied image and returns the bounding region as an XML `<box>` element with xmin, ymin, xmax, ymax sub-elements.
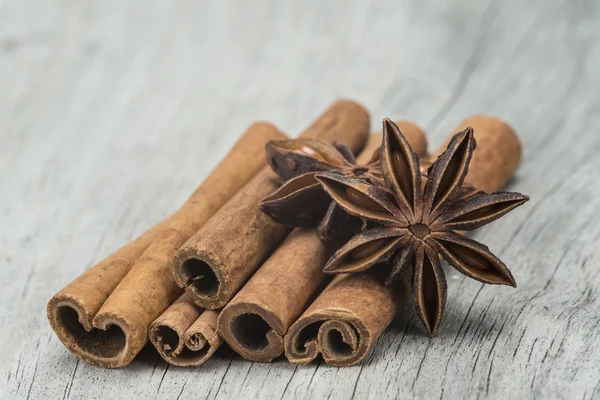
<box><xmin>2</xmin><ymin>0</ymin><xmax>599</xmax><ymax>398</ymax></box>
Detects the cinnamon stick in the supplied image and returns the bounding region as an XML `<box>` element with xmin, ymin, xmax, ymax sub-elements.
<box><xmin>172</xmin><ymin>100</ymin><xmax>370</xmax><ymax>310</ymax></box>
<box><xmin>217</xmin><ymin>122</ymin><xmax>427</xmax><ymax>362</ymax></box>
<box><xmin>47</xmin><ymin>122</ymin><xmax>286</xmax><ymax>368</ymax></box>
<box><xmin>284</xmin><ymin>115</ymin><xmax>523</xmax><ymax>366</ymax></box>
<box><xmin>148</xmin><ymin>294</ymin><xmax>222</xmax><ymax>366</ymax></box>
<box><xmin>284</xmin><ymin>271</ymin><xmax>400</xmax><ymax>366</ymax></box>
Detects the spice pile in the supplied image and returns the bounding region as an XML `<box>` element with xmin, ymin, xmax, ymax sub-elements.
<box><xmin>47</xmin><ymin>100</ymin><xmax>528</xmax><ymax>368</ymax></box>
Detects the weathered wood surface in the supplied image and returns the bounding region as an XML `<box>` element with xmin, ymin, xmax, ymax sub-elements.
<box><xmin>2</xmin><ymin>0</ymin><xmax>599</xmax><ymax>399</ymax></box>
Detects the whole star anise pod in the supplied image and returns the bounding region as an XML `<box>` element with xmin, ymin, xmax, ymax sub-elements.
<box><xmin>315</xmin><ymin>119</ymin><xmax>529</xmax><ymax>335</ymax></box>
<box><xmin>260</xmin><ymin>138</ymin><xmax>384</xmax><ymax>241</ymax></box>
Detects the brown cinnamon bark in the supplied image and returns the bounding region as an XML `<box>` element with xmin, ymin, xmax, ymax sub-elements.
<box><xmin>216</xmin><ymin>228</ymin><xmax>332</xmax><ymax>362</ymax></box>
<box><xmin>47</xmin><ymin>122</ymin><xmax>286</xmax><ymax>368</ymax></box>
<box><xmin>149</xmin><ymin>294</ymin><xmax>222</xmax><ymax>366</ymax></box>
<box><xmin>284</xmin><ymin>115</ymin><xmax>523</xmax><ymax>366</ymax></box>
<box><xmin>218</xmin><ymin>121</ymin><xmax>428</xmax><ymax>362</ymax></box>
<box><xmin>284</xmin><ymin>272</ymin><xmax>399</xmax><ymax>366</ymax></box>
<box><xmin>172</xmin><ymin>100</ymin><xmax>370</xmax><ymax>310</ymax></box>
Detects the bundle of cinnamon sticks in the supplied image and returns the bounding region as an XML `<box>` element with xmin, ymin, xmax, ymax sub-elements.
<box><xmin>48</xmin><ymin>99</ymin><xmax>524</xmax><ymax>369</ymax></box>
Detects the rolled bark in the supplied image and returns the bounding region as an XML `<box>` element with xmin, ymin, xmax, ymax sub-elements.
<box><xmin>47</xmin><ymin>122</ymin><xmax>286</xmax><ymax>368</ymax></box>
<box><xmin>218</xmin><ymin>122</ymin><xmax>428</xmax><ymax>362</ymax></box>
<box><xmin>284</xmin><ymin>115</ymin><xmax>523</xmax><ymax>366</ymax></box>
<box><xmin>172</xmin><ymin>100</ymin><xmax>371</xmax><ymax>310</ymax></box>
<box><xmin>216</xmin><ymin>228</ymin><xmax>334</xmax><ymax>362</ymax></box>
<box><xmin>149</xmin><ymin>294</ymin><xmax>222</xmax><ymax>366</ymax></box>
<box><xmin>284</xmin><ymin>272</ymin><xmax>399</xmax><ymax>366</ymax></box>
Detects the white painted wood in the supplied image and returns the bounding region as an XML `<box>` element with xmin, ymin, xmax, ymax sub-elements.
<box><xmin>2</xmin><ymin>0</ymin><xmax>599</xmax><ymax>398</ymax></box>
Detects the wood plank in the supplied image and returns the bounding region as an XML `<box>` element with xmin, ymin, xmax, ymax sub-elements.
<box><xmin>2</xmin><ymin>0</ymin><xmax>600</xmax><ymax>398</ymax></box>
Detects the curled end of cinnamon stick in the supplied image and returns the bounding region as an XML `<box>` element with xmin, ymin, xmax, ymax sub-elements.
<box><xmin>47</xmin><ymin>296</ymin><xmax>136</xmax><ymax>368</ymax></box>
<box><xmin>284</xmin><ymin>310</ymin><xmax>371</xmax><ymax>367</ymax></box>
<box><xmin>173</xmin><ymin>247</ymin><xmax>229</xmax><ymax>310</ymax></box>
<box><xmin>217</xmin><ymin>302</ymin><xmax>285</xmax><ymax>362</ymax></box>
<box><xmin>149</xmin><ymin>308</ymin><xmax>222</xmax><ymax>367</ymax></box>
<box><xmin>284</xmin><ymin>272</ymin><xmax>398</xmax><ymax>367</ymax></box>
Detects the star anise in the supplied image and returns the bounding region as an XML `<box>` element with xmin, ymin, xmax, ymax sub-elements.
<box><xmin>260</xmin><ymin>138</ymin><xmax>384</xmax><ymax>241</ymax></box>
<box><xmin>315</xmin><ymin>119</ymin><xmax>529</xmax><ymax>335</ymax></box>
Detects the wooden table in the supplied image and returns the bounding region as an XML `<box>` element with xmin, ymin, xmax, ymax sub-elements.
<box><xmin>2</xmin><ymin>1</ymin><xmax>599</xmax><ymax>399</ymax></box>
